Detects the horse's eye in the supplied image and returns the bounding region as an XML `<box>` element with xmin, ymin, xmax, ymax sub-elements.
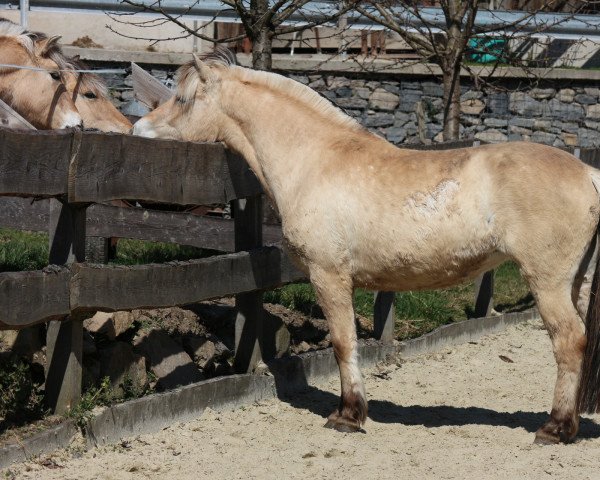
<box><xmin>84</xmin><ymin>91</ymin><xmax>97</xmax><ymax>99</ymax></box>
<box><xmin>50</xmin><ymin>71</ymin><xmax>61</xmax><ymax>81</ymax></box>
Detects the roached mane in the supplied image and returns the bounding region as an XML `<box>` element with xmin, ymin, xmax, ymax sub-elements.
<box><xmin>175</xmin><ymin>47</ymin><xmax>362</xmax><ymax>131</ymax></box>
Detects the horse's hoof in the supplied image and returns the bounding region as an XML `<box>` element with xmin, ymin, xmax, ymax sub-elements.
<box><xmin>324</xmin><ymin>412</ymin><xmax>365</xmax><ymax>433</ymax></box>
<box><xmin>533</xmin><ymin>430</ymin><xmax>560</xmax><ymax>445</ymax></box>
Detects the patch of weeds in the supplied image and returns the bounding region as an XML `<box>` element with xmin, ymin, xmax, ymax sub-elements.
<box><xmin>0</xmin><ymin>360</ymin><xmax>45</xmax><ymax>431</ymax></box>
<box><xmin>66</xmin><ymin>377</ymin><xmax>114</xmax><ymax>429</ymax></box>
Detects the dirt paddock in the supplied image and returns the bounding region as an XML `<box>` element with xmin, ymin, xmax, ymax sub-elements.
<box><xmin>4</xmin><ymin>318</ymin><xmax>600</xmax><ymax>480</ymax></box>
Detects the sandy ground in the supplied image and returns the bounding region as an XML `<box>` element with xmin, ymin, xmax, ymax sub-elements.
<box><xmin>4</xmin><ymin>318</ymin><xmax>600</xmax><ymax>480</ymax></box>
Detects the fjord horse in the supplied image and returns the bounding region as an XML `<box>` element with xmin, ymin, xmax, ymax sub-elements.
<box><xmin>133</xmin><ymin>52</ymin><xmax>600</xmax><ymax>444</ymax></box>
<box><xmin>0</xmin><ymin>19</ymin><xmax>81</xmax><ymax>129</ymax></box>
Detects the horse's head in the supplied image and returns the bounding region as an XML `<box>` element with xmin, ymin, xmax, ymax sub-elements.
<box><xmin>50</xmin><ymin>55</ymin><xmax>132</xmax><ymax>133</ymax></box>
<box><xmin>0</xmin><ymin>24</ymin><xmax>81</xmax><ymax>129</ymax></box>
<box><xmin>133</xmin><ymin>51</ymin><xmax>234</xmax><ymax>141</ymax></box>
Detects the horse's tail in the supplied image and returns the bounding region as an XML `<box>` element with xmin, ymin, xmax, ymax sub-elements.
<box><xmin>577</xmin><ymin>167</ymin><xmax>600</xmax><ymax>414</ymax></box>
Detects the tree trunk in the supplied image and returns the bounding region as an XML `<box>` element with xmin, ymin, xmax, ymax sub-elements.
<box><xmin>249</xmin><ymin>0</ymin><xmax>273</xmax><ymax>71</ymax></box>
<box><xmin>252</xmin><ymin>28</ymin><xmax>273</xmax><ymax>71</ymax></box>
<box><xmin>442</xmin><ymin>65</ymin><xmax>461</xmax><ymax>141</ymax></box>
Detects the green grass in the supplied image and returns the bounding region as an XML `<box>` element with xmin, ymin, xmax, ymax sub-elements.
<box><xmin>0</xmin><ymin>228</ymin><xmax>212</xmax><ymax>271</ymax></box>
<box><xmin>0</xmin><ymin>229</ymin><xmax>48</xmax><ymax>272</ymax></box>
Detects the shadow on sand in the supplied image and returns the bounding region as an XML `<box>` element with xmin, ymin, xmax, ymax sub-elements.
<box><xmin>278</xmin><ymin>385</ymin><xmax>600</xmax><ymax>440</ymax></box>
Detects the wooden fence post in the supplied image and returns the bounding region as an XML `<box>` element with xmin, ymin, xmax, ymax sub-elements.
<box><xmin>45</xmin><ymin>198</ymin><xmax>87</xmax><ymax>414</ymax></box>
<box><xmin>233</xmin><ymin>196</ymin><xmax>266</xmax><ymax>373</ymax></box>
<box><xmin>373</xmin><ymin>291</ymin><xmax>395</xmax><ymax>344</ymax></box>
<box><xmin>474</xmin><ymin>270</ymin><xmax>495</xmax><ymax>318</ymax></box>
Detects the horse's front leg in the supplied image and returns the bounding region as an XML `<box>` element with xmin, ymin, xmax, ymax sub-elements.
<box><xmin>311</xmin><ymin>267</ymin><xmax>367</xmax><ymax>432</ymax></box>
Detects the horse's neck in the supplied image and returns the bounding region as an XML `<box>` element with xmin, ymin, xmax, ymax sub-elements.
<box><xmin>221</xmin><ymin>81</ymin><xmax>360</xmax><ymax>214</ymax></box>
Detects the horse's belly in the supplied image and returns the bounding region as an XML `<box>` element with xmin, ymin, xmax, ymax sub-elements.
<box><xmin>353</xmin><ymin>249</ymin><xmax>507</xmax><ymax>291</ymax></box>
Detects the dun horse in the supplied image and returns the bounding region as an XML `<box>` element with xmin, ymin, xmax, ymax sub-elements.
<box><xmin>0</xmin><ymin>19</ymin><xmax>81</xmax><ymax>129</ymax></box>
<box><xmin>133</xmin><ymin>52</ymin><xmax>600</xmax><ymax>444</ymax></box>
<box><xmin>43</xmin><ymin>50</ymin><xmax>131</xmax><ymax>133</ymax></box>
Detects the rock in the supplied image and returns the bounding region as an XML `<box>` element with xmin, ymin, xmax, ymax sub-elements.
<box><xmin>578</xmin><ymin>128</ymin><xmax>600</xmax><ymax>148</ymax></box>
<box><xmin>557</xmin><ymin>88</ymin><xmax>575</xmax><ymax>103</ymax></box>
<box><xmin>369</xmin><ymin>89</ymin><xmax>400</xmax><ymax>111</ymax></box>
<box><xmin>460</xmin><ymin>99</ymin><xmax>485</xmax><ymax>115</ymax></box>
<box><xmin>335</xmin><ymin>87</ymin><xmax>353</xmax><ymax>98</ymax></box>
<box><xmin>82</xmin><ymin>331</ymin><xmax>97</xmax><ymax>356</ymax></box>
<box><xmin>531</xmin><ymin>131</ymin><xmax>556</xmax><ymax>145</ymax></box>
<box><xmin>334</xmin><ymin>97</ymin><xmax>368</xmax><ymax>110</ymax></box>
<box><xmin>354</xmin><ymin>87</ymin><xmax>371</xmax><ymax>99</ymax></box>
<box><xmin>121</xmin><ymin>101</ymin><xmax>150</xmax><ymax>117</ymax></box>
<box><xmin>483</xmin><ymin>118</ymin><xmax>508</xmax><ymax>128</ymax></box>
<box><xmin>533</xmin><ymin>119</ymin><xmax>552</xmax><ymax>131</ymax></box>
<box><xmin>422</xmin><ymin>82</ymin><xmax>443</xmax><ymax>97</ymax></box>
<box><xmin>584</xmin><ymin>87</ymin><xmax>600</xmax><ymax>98</ymax></box>
<box><xmin>509</xmin><ymin>125</ymin><xmax>532</xmax><ymax>135</ymax></box>
<box><xmin>461</xmin><ymin>90</ymin><xmax>483</xmax><ymax>101</ymax></box>
<box><xmin>327</xmin><ymin>77</ymin><xmax>350</xmax><ymax>89</ymax></box>
<box><xmin>384</xmin><ymin>127</ymin><xmax>406</xmax><ymax>144</ymax></box>
<box><xmin>183</xmin><ymin>335</ymin><xmax>231</xmax><ymax>372</ymax></box>
<box><xmin>134</xmin><ymin>329</ymin><xmax>203</xmax><ymax>390</ymax></box>
<box><xmin>0</xmin><ymin>326</ymin><xmax>44</xmax><ymax>360</ymax></box>
<box><xmin>547</xmin><ymin>98</ymin><xmax>584</xmax><ymax>121</ymax></box>
<box><xmin>586</xmin><ymin>104</ymin><xmax>600</xmax><ymax>120</ymax></box>
<box><xmin>397</xmin><ymin>90</ymin><xmax>422</xmax><ymax>113</ymax></box>
<box><xmin>382</xmin><ymin>83</ymin><xmax>400</xmax><ymax>95</ymax></box>
<box><xmin>121</xmin><ymin>89</ymin><xmax>135</xmax><ymax>101</ymax></box>
<box><xmin>575</xmin><ymin>94</ymin><xmax>597</xmax><ymax>105</ymax></box>
<box><xmin>463</xmin><ymin>116</ymin><xmax>482</xmax><ymax>126</ymax></box>
<box><xmin>475</xmin><ymin>129</ymin><xmax>507</xmax><ymax>143</ymax></box>
<box><xmin>529</xmin><ymin>88</ymin><xmax>555</xmax><ymax>100</ymax></box>
<box><xmin>509</xmin><ymin>92</ymin><xmax>544</xmax><ymax>117</ymax></box>
<box><xmin>84</xmin><ymin>311</ymin><xmax>134</xmax><ymax>340</ymax></box>
<box><xmin>99</xmin><ymin>342</ymin><xmax>148</xmax><ymax>395</ymax></box>
<box><xmin>296</xmin><ymin>341</ymin><xmax>311</xmax><ymax>353</ymax></box>
<box><xmin>509</xmin><ymin>117</ymin><xmax>535</xmax><ymax>128</ymax></box>
<box><xmin>364</xmin><ymin>113</ymin><xmax>394</xmax><ymax>128</ymax></box>
<box><xmin>562</xmin><ymin>132</ymin><xmax>578</xmax><ymax>146</ymax></box>
<box><xmin>288</xmin><ymin>74</ymin><xmax>309</xmax><ymax>85</ymax></box>
<box><xmin>487</xmin><ymin>92</ymin><xmax>509</xmax><ymax>116</ymax></box>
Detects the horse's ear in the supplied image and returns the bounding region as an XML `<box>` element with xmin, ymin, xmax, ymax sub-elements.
<box><xmin>192</xmin><ymin>54</ymin><xmax>214</xmax><ymax>83</ymax></box>
<box><xmin>38</xmin><ymin>35</ymin><xmax>62</xmax><ymax>56</ymax></box>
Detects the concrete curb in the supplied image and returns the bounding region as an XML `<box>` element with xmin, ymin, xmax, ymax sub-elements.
<box><xmin>0</xmin><ymin>420</ymin><xmax>77</xmax><ymax>469</ymax></box>
<box><xmin>0</xmin><ymin>309</ymin><xmax>538</xmax><ymax>468</ymax></box>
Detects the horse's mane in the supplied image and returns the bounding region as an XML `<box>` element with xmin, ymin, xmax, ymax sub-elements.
<box><xmin>0</xmin><ymin>18</ymin><xmax>106</xmax><ymax>94</ymax></box>
<box><xmin>176</xmin><ymin>48</ymin><xmax>362</xmax><ymax>131</ymax></box>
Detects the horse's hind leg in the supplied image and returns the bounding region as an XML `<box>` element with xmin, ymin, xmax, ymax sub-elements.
<box><xmin>311</xmin><ymin>267</ymin><xmax>367</xmax><ymax>432</ymax></box>
<box><xmin>533</xmin><ymin>286</ymin><xmax>586</xmax><ymax>444</ymax></box>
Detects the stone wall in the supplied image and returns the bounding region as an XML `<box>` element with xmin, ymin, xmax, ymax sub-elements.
<box><xmin>103</xmin><ymin>63</ymin><xmax>600</xmax><ymax>147</ymax></box>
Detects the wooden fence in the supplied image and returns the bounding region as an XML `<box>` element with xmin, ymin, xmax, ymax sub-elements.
<box><xmin>2</xmin><ymin>128</ymin><xmax>597</xmax><ymax>415</ymax></box>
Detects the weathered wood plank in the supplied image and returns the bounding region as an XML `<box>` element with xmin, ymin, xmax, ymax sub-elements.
<box><xmin>0</xmin><ymin>269</ymin><xmax>71</xmax><ymax>329</ymax></box>
<box><xmin>0</xmin><ymin>98</ymin><xmax>35</xmax><ymax>130</ymax></box>
<box><xmin>0</xmin><ymin>198</ymin><xmax>283</xmax><ymax>250</ymax></box>
<box><xmin>0</xmin><ymin>128</ymin><xmax>71</xmax><ymax>197</ymax></box>
<box><xmin>70</xmin><ymin>133</ymin><xmax>262</xmax><ymax>205</ymax></box>
<box><xmin>70</xmin><ymin>247</ymin><xmax>305</xmax><ymax>313</ymax></box>
<box><xmin>0</xmin><ymin>197</ymin><xmax>49</xmax><ymax>232</ymax></box>
<box><xmin>132</xmin><ymin>62</ymin><xmax>173</xmax><ymax>109</ymax></box>
<box><xmin>87</xmin><ymin>203</ymin><xmax>280</xmax><ymax>251</ymax></box>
